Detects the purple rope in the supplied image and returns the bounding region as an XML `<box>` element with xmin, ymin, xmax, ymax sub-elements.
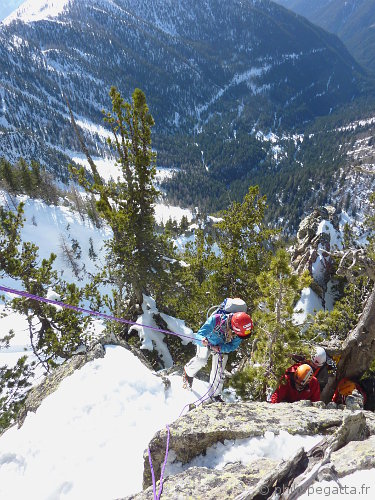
<box><xmin>147</xmin><ymin>424</ymin><xmax>170</xmax><ymax>500</ymax></box>
<box><xmin>148</xmin><ymin>447</ymin><xmax>157</xmax><ymax>500</ymax></box>
<box><xmin>0</xmin><ymin>285</ymin><xmax>197</xmax><ymax>343</ymax></box>
<box><xmin>157</xmin><ymin>424</ymin><xmax>170</xmax><ymax>500</ymax></box>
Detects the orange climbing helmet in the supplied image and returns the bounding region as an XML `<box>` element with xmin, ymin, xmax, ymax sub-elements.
<box><xmin>295</xmin><ymin>364</ymin><xmax>313</xmax><ymax>386</ymax></box>
<box><xmin>230</xmin><ymin>312</ymin><xmax>253</xmax><ymax>337</ymax></box>
<box><xmin>337</xmin><ymin>378</ymin><xmax>356</xmax><ymax>396</ymax></box>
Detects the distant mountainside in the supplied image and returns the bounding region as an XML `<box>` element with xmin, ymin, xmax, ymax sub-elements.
<box><xmin>0</xmin><ymin>0</ymin><xmax>371</xmax><ymax>170</ymax></box>
<box><xmin>275</xmin><ymin>0</ymin><xmax>375</xmax><ymax>74</ymax></box>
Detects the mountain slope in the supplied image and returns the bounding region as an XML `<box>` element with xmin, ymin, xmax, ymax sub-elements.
<box><xmin>275</xmin><ymin>0</ymin><xmax>375</xmax><ymax>74</ymax></box>
<box><xmin>0</xmin><ymin>0</ymin><xmax>371</xmax><ymax>169</ymax></box>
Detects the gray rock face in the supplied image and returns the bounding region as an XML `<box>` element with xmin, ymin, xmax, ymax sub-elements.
<box><xmin>346</xmin><ymin>389</ymin><xmax>365</xmax><ymax>410</ymax></box>
<box><xmin>142</xmin><ymin>402</ymin><xmax>375</xmax><ymax>490</ymax></box>
<box><xmin>331</xmin><ymin>435</ymin><xmax>375</xmax><ymax>477</ymax></box>
<box><xmin>126</xmin><ymin>459</ymin><xmax>277</xmax><ymax>500</ymax></box>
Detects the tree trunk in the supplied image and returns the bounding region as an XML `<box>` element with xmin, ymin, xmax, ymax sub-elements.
<box><xmin>322</xmin><ymin>286</ymin><xmax>375</xmax><ymax>402</ymax></box>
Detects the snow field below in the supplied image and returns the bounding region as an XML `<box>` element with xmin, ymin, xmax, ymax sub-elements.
<box><xmin>0</xmin><ymin>344</ymin><xmax>342</xmax><ymax>500</ymax></box>
<box><xmin>0</xmin><ymin>346</ymin><xmax>209</xmax><ymax>499</ymax></box>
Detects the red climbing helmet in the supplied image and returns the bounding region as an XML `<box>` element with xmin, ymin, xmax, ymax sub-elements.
<box><xmin>230</xmin><ymin>312</ymin><xmax>253</xmax><ymax>337</ymax></box>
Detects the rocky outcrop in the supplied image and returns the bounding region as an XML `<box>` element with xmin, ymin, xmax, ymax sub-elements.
<box><xmin>331</xmin><ymin>434</ymin><xmax>375</xmax><ymax>477</ymax></box>
<box><xmin>291</xmin><ymin>206</ymin><xmax>340</xmax><ymax>302</ymax></box>
<box><xmin>141</xmin><ymin>401</ymin><xmax>375</xmax><ymax>490</ymax></box>
<box><xmin>123</xmin><ymin>403</ymin><xmax>375</xmax><ymax>500</ymax></box>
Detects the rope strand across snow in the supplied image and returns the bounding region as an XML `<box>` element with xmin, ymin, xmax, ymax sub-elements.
<box><xmin>0</xmin><ymin>285</ymin><xmax>197</xmax><ymax>343</ymax></box>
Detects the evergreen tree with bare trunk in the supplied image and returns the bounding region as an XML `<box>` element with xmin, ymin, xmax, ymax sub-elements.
<box><xmin>69</xmin><ymin>87</ymin><xmax>173</xmax><ymax>334</ymax></box>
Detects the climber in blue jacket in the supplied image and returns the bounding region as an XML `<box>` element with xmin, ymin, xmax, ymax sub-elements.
<box><xmin>183</xmin><ymin>311</ymin><xmax>253</xmax><ymax>402</ymax></box>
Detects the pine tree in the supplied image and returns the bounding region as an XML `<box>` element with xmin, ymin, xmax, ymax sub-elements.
<box><xmin>166</xmin><ymin>228</ymin><xmax>216</xmax><ymax>331</ymax></box>
<box><xmin>0</xmin><ymin>158</ymin><xmax>17</xmax><ymax>192</ymax></box>
<box><xmin>180</xmin><ymin>215</ymin><xmax>189</xmax><ymax>233</ymax></box>
<box><xmin>69</xmin><ymin>87</ymin><xmax>174</xmax><ymax>331</ymax></box>
<box><xmin>1</xmin><ymin>204</ymin><xmax>92</xmax><ymax>369</ymax></box>
<box><xmin>0</xmin><ymin>203</ymin><xmax>94</xmax><ymax>431</ymax></box>
<box><xmin>0</xmin><ymin>353</ymin><xmax>35</xmax><ymax>433</ymax></box>
<box><xmin>212</xmin><ymin>185</ymin><xmax>276</xmax><ymax>310</ymax></box>
<box><xmin>230</xmin><ymin>249</ymin><xmax>312</xmax><ymax>400</ymax></box>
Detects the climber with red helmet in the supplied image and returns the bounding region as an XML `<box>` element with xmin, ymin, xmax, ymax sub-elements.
<box><xmin>183</xmin><ymin>309</ymin><xmax>253</xmax><ymax>402</ymax></box>
<box><xmin>270</xmin><ymin>363</ymin><xmax>320</xmax><ymax>403</ymax></box>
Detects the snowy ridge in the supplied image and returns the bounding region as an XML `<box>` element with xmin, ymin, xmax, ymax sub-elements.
<box><xmin>3</xmin><ymin>0</ymin><xmax>70</xmax><ymax>25</ymax></box>
<box><xmin>195</xmin><ymin>64</ymin><xmax>272</xmax><ymax>120</ymax></box>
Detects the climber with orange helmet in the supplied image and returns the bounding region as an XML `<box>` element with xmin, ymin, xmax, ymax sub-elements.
<box><xmin>331</xmin><ymin>378</ymin><xmax>367</xmax><ymax>406</ymax></box>
<box><xmin>290</xmin><ymin>346</ymin><xmax>330</xmax><ymax>391</ymax></box>
<box><xmin>183</xmin><ymin>310</ymin><xmax>253</xmax><ymax>402</ymax></box>
<box><xmin>270</xmin><ymin>363</ymin><xmax>320</xmax><ymax>403</ymax></box>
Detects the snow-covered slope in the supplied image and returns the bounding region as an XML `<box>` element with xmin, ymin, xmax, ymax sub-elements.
<box><xmin>0</xmin><ymin>345</ymin><xmax>205</xmax><ymax>499</ymax></box>
<box><xmin>4</xmin><ymin>0</ymin><xmax>70</xmax><ymax>24</ymax></box>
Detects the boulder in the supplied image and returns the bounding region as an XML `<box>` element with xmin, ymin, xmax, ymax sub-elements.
<box><xmin>125</xmin><ymin>407</ymin><xmax>375</xmax><ymax>500</ymax></box>
<box><xmin>142</xmin><ymin>402</ymin><xmax>375</xmax><ymax>489</ymax></box>
<box><xmin>126</xmin><ymin>459</ymin><xmax>277</xmax><ymax>500</ymax></box>
<box><xmin>331</xmin><ymin>435</ymin><xmax>375</xmax><ymax>477</ymax></box>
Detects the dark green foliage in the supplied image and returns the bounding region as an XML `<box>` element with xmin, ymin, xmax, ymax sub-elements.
<box><xmin>164</xmin><ymin>227</ymin><xmax>217</xmax><ymax>332</ymax></box>
<box><xmin>0</xmin><ymin>203</ymin><xmax>25</xmax><ymax>276</ymax></box>
<box><xmin>0</xmin><ymin>203</ymin><xmax>93</xmax><ymax>370</ymax></box>
<box><xmin>230</xmin><ymin>249</ymin><xmax>312</xmax><ymax>400</ymax></box>
<box><xmin>0</xmin><ymin>157</ymin><xmax>60</xmax><ymax>204</ymax></box>
<box><xmin>211</xmin><ymin>186</ymin><xmax>276</xmax><ymax>310</ymax></box>
<box><xmin>0</xmin><ymin>353</ymin><xmax>35</xmax><ymax>434</ymax></box>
